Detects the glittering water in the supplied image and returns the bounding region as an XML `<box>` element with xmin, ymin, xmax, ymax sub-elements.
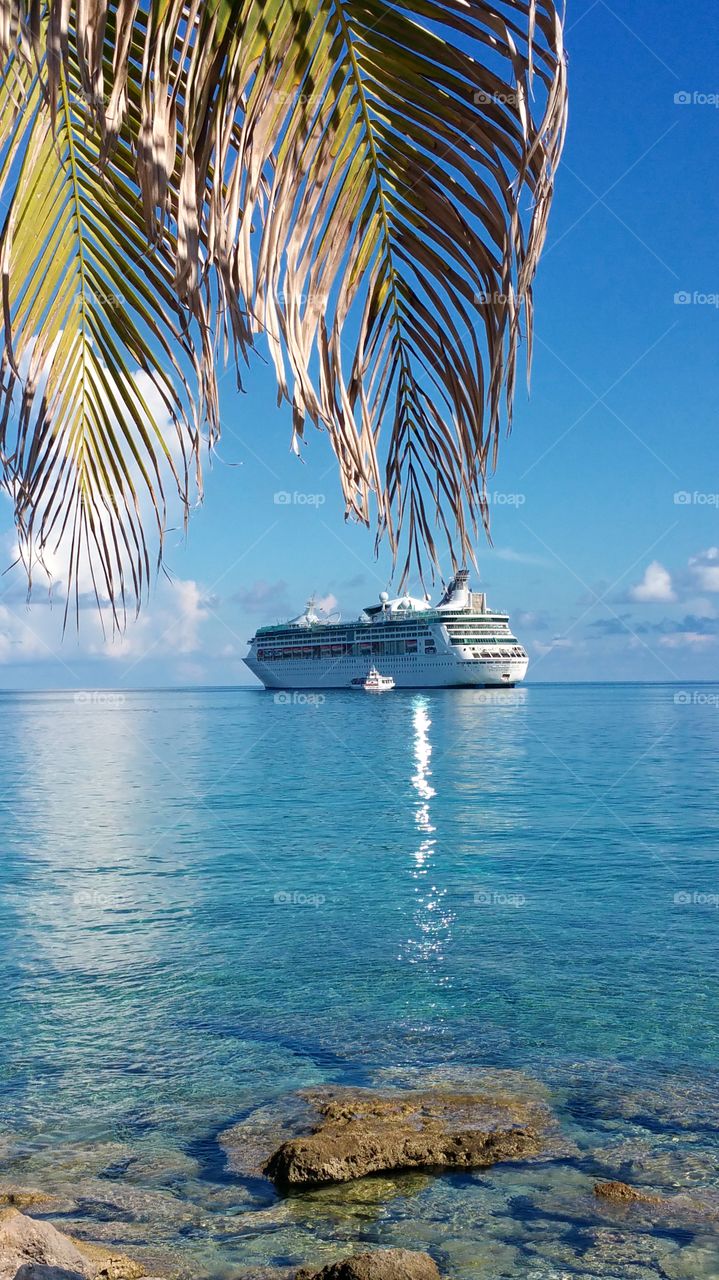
<box><xmin>0</xmin><ymin>684</ymin><xmax>718</xmax><ymax>1278</ymax></box>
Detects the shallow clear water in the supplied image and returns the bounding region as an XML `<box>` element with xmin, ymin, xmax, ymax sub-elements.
<box><xmin>0</xmin><ymin>683</ymin><xmax>717</xmax><ymax>1278</ymax></box>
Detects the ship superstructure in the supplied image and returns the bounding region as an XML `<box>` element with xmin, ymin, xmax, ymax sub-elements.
<box><xmin>244</xmin><ymin>570</ymin><xmax>529</xmax><ymax>690</ymax></box>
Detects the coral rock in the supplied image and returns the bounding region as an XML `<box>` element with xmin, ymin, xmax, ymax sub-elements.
<box><xmin>295</xmin><ymin>1249</ymin><xmax>441</xmax><ymax>1280</ymax></box>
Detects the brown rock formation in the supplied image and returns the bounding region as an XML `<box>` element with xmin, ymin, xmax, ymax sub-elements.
<box><xmin>263</xmin><ymin>1086</ymin><xmax>548</xmax><ymax>1189</ymax></box>
<box><xmin>0</xmin><ymin>1209</ymin><xmax>152</xmax><ymax>1280</ymax></box>
<box><xmin>594</xmin><ymin>1180</ymin><xmax>662</xmax><ymax>1205</ymax></box>
<box><xmin>295</xmin><ymin>1249</ymin><xmax>441</xmax><ymax>1280</ymax></box>
<box><xmin>594</xmin><ymin>1179</ymin><xmax>719</xmax><ymax>1222</ymax></box>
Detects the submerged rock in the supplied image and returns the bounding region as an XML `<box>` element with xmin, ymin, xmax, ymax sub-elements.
<box><xmin>662</xmin><ymin>1239</ymin><xmax>719</xmax><ymax>1279</ymax></box>
<box><xmin>235</xmin><ymin>1271</ymin><xmax>294</xmax><ymax>1280</ymax></box>
<box><xmin>221</xmin><ymin>1095</ymin><xmax>319</xmax><ymax>1176</ymax></box>
<box><xmin>0</xmin><ymin>1208</ymin><xmax>151</xmax><ymax>1280</ymax></box>
<box><xmin>0</xmin><ymin>1186</ymin><xmax>57</xmax><ymax>1210</ymax></box>
<box><xmin>369</xmin><ymin>1066</ymin><xmax>549</xmax><ymax>1101</ymax></box>
<box><xmin>594</xmin><ymin>1180</ymin><xmax>662</xmax><ymax>1205</ymax></box>
<box><xmin>71</xmin><ymin>1234</ymin><xmax>146</xmax><ymax>1279</ymax></box>
<box><xmin>591</xmin><ymin>1138</ymin><xmax>719</xmax><ymax>1190</ymax></box>
<box><xmin>295</xmin><ymin>1249</ymin><xmax>441</xmax><ymax>1280</ymax></box>
<box><xmin>594</xmin><ymin>1179</ymin><xmax>719</xmax><ymax>1224</ymax></box>
<box><xmin>580</xmin><ymin>1225</ymin><xmax>679</xmax><ymax>1273</ymax></box>
<box><xmin>263</xmin><ymin>1086</ymin><xmax>549</xmax><ymax>1189</ymax></box>
<box><xmin>586</xmin><ymin>1073</ymin><xmax>719</xmax><ymax>1133</ymax></box>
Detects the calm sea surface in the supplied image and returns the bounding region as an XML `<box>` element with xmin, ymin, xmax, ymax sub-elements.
<box><xmin>0</xmin><ymin>684</ymin><xmax>717</xmax><ymax>1278</ymax></box>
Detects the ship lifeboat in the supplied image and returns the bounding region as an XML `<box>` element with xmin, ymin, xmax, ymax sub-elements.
<box><xmin>351</xmin><ymin>666</ymin><xmax>395</xmax><ymax>692</ymax></box>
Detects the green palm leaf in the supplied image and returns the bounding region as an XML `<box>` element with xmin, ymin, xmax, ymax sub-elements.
<box><xmin>0</xmin><ymin>19</ymin><xmax>212</xmax><ymax>623</ymax></box>
<box><xmin>0</xmin><ymin>0</ymin><xmax>566</xmax><ymax>611</ymax></box>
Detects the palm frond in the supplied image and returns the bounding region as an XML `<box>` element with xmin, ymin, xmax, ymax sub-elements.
<box><xmin>241</xmin><ymin>0</ymin><xmax>567</xmax><ymax>582</ymax></box>
<box><xmin>0</xmin><ymin>0</ymin><xmax>567</xmax><ymax>608</ymax></box>
<box><xmin>0</xmin><ymin>17</ymin><xmax>212</xmax><ymax>623</ymax></box>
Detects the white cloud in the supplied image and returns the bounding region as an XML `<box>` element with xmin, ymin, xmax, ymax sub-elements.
<box><xmin>629</xmin><ymin>561</ymin><xmax>676</xmax><ymax>603</ymax></box>
<box><xmin>515</xmin><ymin>609</ymin><xmax>552</xmax><ymax>630</ymax></box>
<box><xmin>4</xmin><ymin>354</ymin><xmax>195</xmax><ymax>607</ymax></box>
<box><xmin>688</xmin><ymin>547</ymin><xmax>719</xmax><ymax>593</ymax></box>
<box><xmin>659</xmin><ymin>632</ymin><xmax>716</xmax><ymax>650</ymax></box>
<box><xmin>315</xmin><ymin>592</ymin><xmax>339</xmax><ymax>615</ymax></box>
<box><xmin>0</xmin><ymin>604</ymin><xmax>51</xmax><ymax>662</ymax></box>
<box><xmin>172</xmin><ymin>579</ymin><xmax>209</xmax><ymax>653</ymax></box>
<box><xmin>494</xmin><ymin>548</ymin><xmax>552</xmax><ymax>567</ymax></box>
<box><xmin>91</xmin><ymin>577</ymin><xmax>210</xmax><ymax>663</ymax></box>
<box><xmin>533</xmin><ymin>634</ymin><xmax>574</xmax><ymax>657</ymax></box>
<box><xmin>233</xmin><ymin>579</ymin><xmax>291</xmax><ymax>616</ymax></box>
<box><xmin>0</xmin><ymin>555</ymin><xmax>214</xmax><ymax>672</ymax></box>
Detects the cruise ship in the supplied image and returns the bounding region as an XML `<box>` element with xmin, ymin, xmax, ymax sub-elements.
<box><xmin>244</xmin><ymin>570</ymin><xmax>529</xmax><ymax>690</ymax></box>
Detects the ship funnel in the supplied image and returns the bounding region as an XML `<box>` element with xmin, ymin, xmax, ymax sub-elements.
<box><xmin>437</xmin><ymin>569</ymin><xmax>471</xmax><ymax>611</ymax></box>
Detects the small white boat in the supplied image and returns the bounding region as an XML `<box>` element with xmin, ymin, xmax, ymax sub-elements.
<box><xmin>351</xmin><ymin>666</ymin><xmax>395</xmax><ymax>692</ymax></box>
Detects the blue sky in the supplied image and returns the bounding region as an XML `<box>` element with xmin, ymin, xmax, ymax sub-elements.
<box><xmin>1</xmin><ymin>0</ymin><xmax>718</xmax><ymax>688</ymax></box>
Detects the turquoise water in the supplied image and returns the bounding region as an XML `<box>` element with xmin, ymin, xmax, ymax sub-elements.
<box><xmin>0</xmin><ymin>683</ymin><xmax>718</xmax><ymax>1277</ymax></box>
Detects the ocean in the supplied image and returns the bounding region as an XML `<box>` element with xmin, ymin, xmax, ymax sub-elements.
<box><xmin>0</xmin><ymin>683</ymin><xmax>717</xmax><ymax>1278</ymax></box>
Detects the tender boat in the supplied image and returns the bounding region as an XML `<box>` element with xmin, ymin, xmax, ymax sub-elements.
<box><xmin>352</xmin><ymin>667</ymin><xmax>395</xmax><ymax>692</ymax></box>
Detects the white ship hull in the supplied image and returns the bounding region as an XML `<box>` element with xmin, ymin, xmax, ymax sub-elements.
<box><xmin>244</xmin><ymin>652</ymin><xmax>528</xmax><ymax>690</ymax></box>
